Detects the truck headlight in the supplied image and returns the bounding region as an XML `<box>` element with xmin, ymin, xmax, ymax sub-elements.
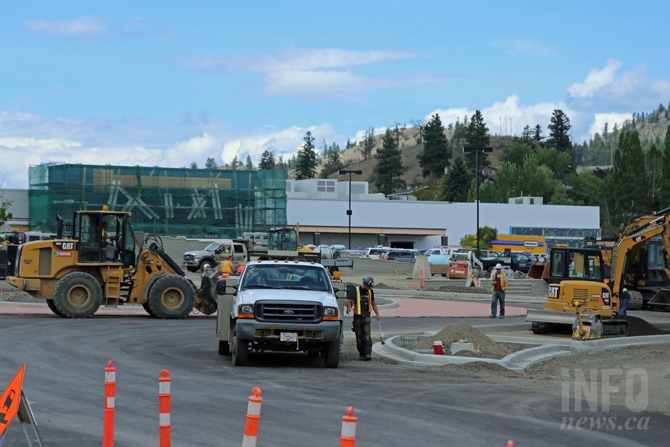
<box><xmin>323</xmin><ymin>307</ymin><xmax>338</xmax><ymax>321</ymax></box>
<box><xmin>239</xmin><ymin>304</ymin><xmax>254</xmax><ymax>318</ymax></box>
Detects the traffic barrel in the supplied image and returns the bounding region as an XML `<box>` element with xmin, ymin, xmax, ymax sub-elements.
<box><xmin>242</xmin><ymin>387</ymin><xmax>262</xmax><ymax>447</ymax></box>
<box><xmin>159</xmin><ymin>370</ymin><xmax>171</xmax><ymax>447</ymax></box>
<box><xmin>508</xmin><ymin>441</ymin><xmax>514</xmax><ymax>447</ymax></box>
<box><xmin>102</xmin><ymin>361</ymin><xmax>116</xmax><ymax>447</ymax></box>
<box><xmin>340</xmin><ymin>406</ymin><xmax>357</xmax><ymax>447</ymax></box>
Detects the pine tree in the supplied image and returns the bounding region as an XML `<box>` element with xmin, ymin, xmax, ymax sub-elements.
<box><xmin>417</xmin><ymin>114</ymin><xmax>450</xmax><ymax>178</ymax></box>
<box><xmin>245</xmin><ymin>155</ymin><xmax>254</xmax><ymax>170</ymax></box>
<box><xmin>294</xmin><ymin>131</ymin><xmax>318</xmax><ymax>180</ymax></box>
<box><xmin>547</xmin><ymin>109</ymin><xmax>572</xmax><ymax>154</ymax></box>
<box><xmin>463</xmin><ymin>110</ymin><xmax>490</xmax><ymax>169</ymax></box>
<box><xmin>533</xmin><ymin>124</ymin><xmax>543</xmax><ymax>145</ymax></box>
<box><xmin>439</xmin><ymin>156</ymin><xmax>469</xmax><ymax>202</ymax></box>
<box><xmin>660</xmin><ymin>125</ymin><xmax>670</xmax><ymax>208</ymax></box>
<box><xmin>258</xmin><ymin>150</ymin><xmax>276</xmax><ymax>170</ymax></box>
<box><xmin>190</xmin><ymin>162</ymin><xmax>198</xmax><ymax>169</ymax></box>
<box><xmin>647</xmin><ymin>144</ymin><xmax>662</xmax><ymax>210</ymax></box>
<box><xmin>205</xmin><ymin>158</ymin><xmax>217</xmax><ymax>169</ymax></box>
<box><xmin>319</xmin><ymin>151</ymin><xmax>343</xmax><ymax>178</ymax></box>
<box><xmin>374</xmin><ymin>129</ymin><xmax>406</xmax><ymax>195</ymax></box>
<box><xmin>612</xmin><ymin>131</ymin><xmax>651</xmax><ymax>224</ymax></box>
<box><xmin>361</xmin><ymin>127</ymin><xmax>375</xmax><ymax>160</ymax></box>
<box><xmin>230</xmin><ymin>156</ymin><xmax>239</xmax><ymax>169</ymax></box>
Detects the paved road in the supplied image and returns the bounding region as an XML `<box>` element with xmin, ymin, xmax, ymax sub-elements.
<box><xmin>1</xmin><ymin>315</ymin><xmax>669</xmax><ymax>446</ymax></box>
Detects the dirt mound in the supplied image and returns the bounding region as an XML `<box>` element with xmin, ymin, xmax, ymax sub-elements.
<box><xmin>625</xmin><ymin>315</ymin><xmax>669</xmax><ymax>336</ymax></box>
<box><xmin>411</xmin><ymin>320</ymin><xmax>513</xmax><ymax>359</ymax></box>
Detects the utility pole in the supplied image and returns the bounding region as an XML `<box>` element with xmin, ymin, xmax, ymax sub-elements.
<box><xmin>463</xmin><ymin>146</ymin><xmax>493</xmax><ymax>259</ymax></box>
<box><xmin>339</xmin><ymin>169</ymin><xmax>363</xmax><ymax>249</ymax></box>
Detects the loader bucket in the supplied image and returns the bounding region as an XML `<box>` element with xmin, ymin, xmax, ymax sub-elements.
<box><xmin>647</xmin><ymin>288</ymin><xmax>670</xmax><ymax>310</ymax></box>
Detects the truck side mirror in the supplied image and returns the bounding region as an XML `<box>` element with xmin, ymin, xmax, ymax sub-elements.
<box><xmin>216</xmin><ymin>279</ymin><xmax>227</xmax><ymax>295</ymax></box>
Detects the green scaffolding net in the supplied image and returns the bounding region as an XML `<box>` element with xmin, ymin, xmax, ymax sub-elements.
<box><xmin>29</xmin><ymin>163</ymin><xmax>287</xmax><ymax>238</ymax></box>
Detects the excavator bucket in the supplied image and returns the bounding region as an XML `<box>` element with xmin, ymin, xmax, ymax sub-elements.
<box><xmin>527</xmin><ymin>260</ymin><xmax>549</xmax><ymax>279</ymax></box>
<box><xmin>647</xmin><ymin>288</ymin><xmax>670</xmax><ymax>310</ymax></box>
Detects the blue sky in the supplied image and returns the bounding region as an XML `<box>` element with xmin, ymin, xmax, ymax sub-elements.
<box><xmin>1</xmin><ymin>1</ymin><xmax>669</xmax><ymax>188</ymax></box>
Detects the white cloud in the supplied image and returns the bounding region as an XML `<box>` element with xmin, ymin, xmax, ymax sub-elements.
<box><xmin>427</xmin><ymin>95</ymin><xmax>572</xmax><ymax>137</ymax></box>
<box><xmin>24</xmin><ymin>16</ymin><xmax>105</xmax><ymax>37</ymax></box>
<box><xmin>222</xmin><ymin>123</ymin><xmax>338</xmax><ymax>164</ymax></box>
<box><xmin>587</xmin><ymin>113</ymin><xmax>631</xmax><ymax>138</ymax></box>
<box><xmin>568</xmin><ymin>58</ymin><xmax>622</xmax><ymax>98</ymax></box>
<box><xmin>492</xmin><ymin>38</ymin><xmax>561</xmax><ymax>57</ymax></box>
<box><xmin>169</xmin><ymin>46</ymin><xmax>438</xmax><ymax>99</ymax></box>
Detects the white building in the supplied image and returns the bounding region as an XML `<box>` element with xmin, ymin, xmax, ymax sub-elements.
<box><xmin>286</xmin><ymin>180</ymin><xmax>600</xmax><ymax>250</ymax></box>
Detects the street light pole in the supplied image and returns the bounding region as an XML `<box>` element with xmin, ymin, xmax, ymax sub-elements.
<box><xmin>462</xmin><ymin>146</ymin><xmax>493</xmax><ymax>259</ymax></box>
<box><xmin>339</xmin><ymin>169</ymin><xmax>362</xmax><ymax>249</ymax></box>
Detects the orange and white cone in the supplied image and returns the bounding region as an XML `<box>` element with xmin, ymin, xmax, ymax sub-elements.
<box><xmin>242</xmin><ymin>387</ymin><xmax>262</xmax><ymax>447</ymax></box>
<box><xmin>340</xmin><ymin>406</ymin><xmax>357</xmax><ymax>447</ymax></box>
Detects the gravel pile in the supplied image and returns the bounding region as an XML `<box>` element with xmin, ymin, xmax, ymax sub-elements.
<box><xmin>410</xmin><ymin>320</ymin><xmax>513</xmax><ymax>359</ymax></box>
<box><xmin>624</xmin><ymin>315</ymin><xmax>668</xmax><ymax>336</ymax></box>
<box><xmin>0</xmin><ymin>286</ymin><xmax>40</xmax><ymax>303</ymax></box>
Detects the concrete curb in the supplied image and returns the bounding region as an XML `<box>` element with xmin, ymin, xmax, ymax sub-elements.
<box><xmin>374</xmin><ymin>289</ymin><xmax>545</xmax><ymax>304</ymax></box>
<box><xmin>372</xmin><ymin>334</ymin><xmax>571</xmax><ymax>372</ymax></box>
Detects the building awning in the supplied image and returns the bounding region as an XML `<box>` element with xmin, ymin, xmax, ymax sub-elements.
<box><xmin>288</xmin><ymin>225</ymin><xmax>445</xmax><ymax>236</ymax></box>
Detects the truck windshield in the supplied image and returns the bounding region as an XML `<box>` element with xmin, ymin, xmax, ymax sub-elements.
<box><xmin>203</xmin><ymin>243</ymin><xmax>220</xmax><ymax>252</ymax></box>
<box><xmin>242</xmin><ymin>264</ymin><xmax>331</xmax><ymax>292</ymax></box>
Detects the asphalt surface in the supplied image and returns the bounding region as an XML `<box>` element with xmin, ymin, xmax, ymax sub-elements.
<box><xmin>1</xmin><ymin>314</ymin><xmax>670</xmax><ymax>446</ymax></box>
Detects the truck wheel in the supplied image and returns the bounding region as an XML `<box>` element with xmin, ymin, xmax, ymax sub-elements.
<box><xmin>46</xmin><ymin>299</ymin><xmax>66</xmax><ymax>317</ymax></box>
<box><xmin>218</xmin><ymin>340</ymin><xmax>230</xmax><ymax>356</ymax></box>
<box><xmin>323</xmin><ymin>338</ymin><xmax>340</xmax><ymax>368</ymax></box>
<box><xmin>53</xmin><ymin>272</ymin><xmax>103</xmax><ymax>318</ymax></box>
<box><xmin>147</xmin><ymin>275</ymin><xmax>195</xmax><ymax>319</ymax></box>
<box><xmin>142</xmin><ymin>302</ymin><xmax>157</xmax><ymax>318</ymax></box>
<box><xmin>199</xmin><ymin>260</ymin><xmax>213</xmax><ymax>272</ymax></box>
<box><xmin>232</xmin><ymin>335</ymin><xmax>248</xmax><ymax>366</ymax></box>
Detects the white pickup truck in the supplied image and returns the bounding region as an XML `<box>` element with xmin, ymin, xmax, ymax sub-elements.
<box><xmin>212</xmin><ymin>260</ymin><xmax>345</xmax><ymax>368</ymax></box>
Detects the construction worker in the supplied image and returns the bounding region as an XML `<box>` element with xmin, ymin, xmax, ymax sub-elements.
<box><xmin>619</xmin><ymin>287</ymin><xmax>631</xmax><ymax>316</ymax></box>
<box><xmin>490</xmin><ymin>263</ymin><xmax>508</xmax><ymax>319</ymax></box>
<box><xmin>220</xmin><ymin>253</ymin><xmax>233</xmax><ymax>278</ymax></box>
<box><xmin>346</xmin><ymin>276</ymin><xmax>380</xmax><ymax>361</ymax></box>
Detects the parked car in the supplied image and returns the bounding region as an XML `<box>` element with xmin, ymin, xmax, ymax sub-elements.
<box><xmin>345</xmin><ymin>246</ymin><xmax>365</xmax><ymax>256</ymax></box>
<box><xmin>362</xmin><ymin>247</ymin><xmax>389</xmax><ymax>260</ymax></box>
<box><xmin>381</xmin><ymin>250</ymin><xmax>416</xmax><ymax>262</ymax></box>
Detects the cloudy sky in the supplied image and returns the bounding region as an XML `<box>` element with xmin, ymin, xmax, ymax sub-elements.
<box><xmin>1</xmin><ymin>1</ymin><xmax>669</xmax><ymax>188</ymax></box>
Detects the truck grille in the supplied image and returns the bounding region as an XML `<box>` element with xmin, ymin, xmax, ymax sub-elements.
<box><xmin>255</xmin><ymin>301</ymin><xmax>322</xmax><ymax>323</ymax></box>
<box><xmin>184</xmin><ymin>254</ymin><xmax>194</xmax><ymax>261</ymax></box>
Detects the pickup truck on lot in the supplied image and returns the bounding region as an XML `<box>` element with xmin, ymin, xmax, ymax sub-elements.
<box><xmin>183</xmin><ymin>240</ymin><xmax>247</xmax><ymax>272</ymax></box>
<box><xmin>212</xmin><ymin>260</ymin><xmax>345</xmax><ymax>368</ymax></box>
<box><xmin>480</xmin><ymin>252</ymin><xmax>533</xmax><ymax>274</ymax></box>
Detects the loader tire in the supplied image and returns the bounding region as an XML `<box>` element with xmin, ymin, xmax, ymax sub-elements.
<box><xmin>142</xmin><ymin>302</ymin><xmax>158</xmax><ymax>318</ymax></box>
<box><xmin>47</xmin><ymin>298</ymin><xmax>66</xmax><ymax>317</ymax></box>
<box><xmin>53</xmin><ymin>272</ymin><xmax>103</xmax><ymax>318</ymax></box>
<box><xmin>147</xmin><ymin>275</ymin><xmax>195</xmax><ymax>319</ymax></box>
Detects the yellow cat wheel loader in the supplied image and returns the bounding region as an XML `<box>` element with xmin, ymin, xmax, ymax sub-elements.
<box><xmin>6</xmin><ymin>210</ymin><xmax>217</xmax><ymax>319</ymax></box>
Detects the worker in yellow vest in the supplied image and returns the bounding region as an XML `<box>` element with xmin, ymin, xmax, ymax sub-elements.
<box><xmin>345</xmin><ymin>276</ymin><xmax>380</xmax><ymax>361</ymax></box>
<box><xmin>220</xmin><ymin>254</ymin><xmax>233</xmax><ymax>278</ymax></box>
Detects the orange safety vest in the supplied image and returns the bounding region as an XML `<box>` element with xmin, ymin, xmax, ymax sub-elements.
<box><xmin>491</xmin><ymin>271</ymin><xmax>508</xmax><ymax>292</ymax></box>
<box><xmin>354</xmin><ymin>286</ymin><xmax>373</xmax><ymax>315</ymax></box>
<box><xmin>221</xmin><ymin>260</ymin><xmax>233</xmax><ymax>275</ymax></box>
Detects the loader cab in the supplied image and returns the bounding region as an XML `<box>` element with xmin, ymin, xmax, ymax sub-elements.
<box><xmin>73</xmin><ymin>211</ymin><xmax>136</xmax><ymax>268</ymax></box>
<box><xmin>549</xmin><ymin>248</ymin><xmax>605</xmax><ymax>283</ymax></box>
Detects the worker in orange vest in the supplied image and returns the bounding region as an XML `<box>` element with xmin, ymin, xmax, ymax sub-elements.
<box><xmin>220</xmin><ymin>254</ymin><xmax>233</xmax><ymax>278</ymax></box>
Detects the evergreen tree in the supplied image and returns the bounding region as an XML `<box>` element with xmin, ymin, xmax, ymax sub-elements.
<box><xmin>205</xmin><ymin>158</ymin><xmax>217</xmax><ymax>169</ymax></box>
<box><xmin>294</xmin><ymin>131</ymin><xmax>318</xmax><ymax>180</ymax></box>
<box><xmin>230</xmin><ymin>156</ymin><xmax>239</xmax><ymax>169</ymax></box>
<box><xmin>374</xmin><ymin>129</ymin><xmax>406</xmax><ymax>195</ymax></box>
<box><xmin>463</xmin><ymin>110</ymin><xmax>491</xmax><ymax>169</ymax></box>
<box><xmin>417</xmin><ymin>113</ymin><xmax>450</xmax><ymax>178</ymax></box>
<box><xmin>190</xmin><ymin>162</ymin><xmax>198</xmax><ymax>169</ymax></box>
<box><xmin>245</xmin><ymin>155</ymin><xmax>254</xmax><ymax>170</ymax></box>
<box><xmin>437</xmin><ymin>156</ymin><xmax>469</xmax><ymax>202</ymax></box>
<box><xmin>361</xmin><ymin>127</ymin><xmax>375</xmax><ymax>160</ymax></box>
<box><xmin>258</xmin><ymin>150</ymin><xmax>276</xmax><ymax>170</ymax></box>
<box><xmin>547</xmin><ymin>109</ymin><xmax>572</xmax><ymax>154</ymax></box>
<box><xmin>533</xmin><ymin>124</ymin><xmax>544</xmax><ymax>145</ymax></box>
<box><xmin>319</xmin><ymin>151</ymin><xmax>344</xmax><ymax>178</ymax></box>
<box><xmin>647</xmin><ymin>144</ymin><xmax>662</xmax><ymax>210</ymax></box>
<box><xmin>660</xmin><ymin>125</ymin><xmax>670</xmax><ymax>208</ymax></box>
<box><xmin>612</xmin><ymin>131</ymin><xmax>651</xmax><ymax>224</ymax></box>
